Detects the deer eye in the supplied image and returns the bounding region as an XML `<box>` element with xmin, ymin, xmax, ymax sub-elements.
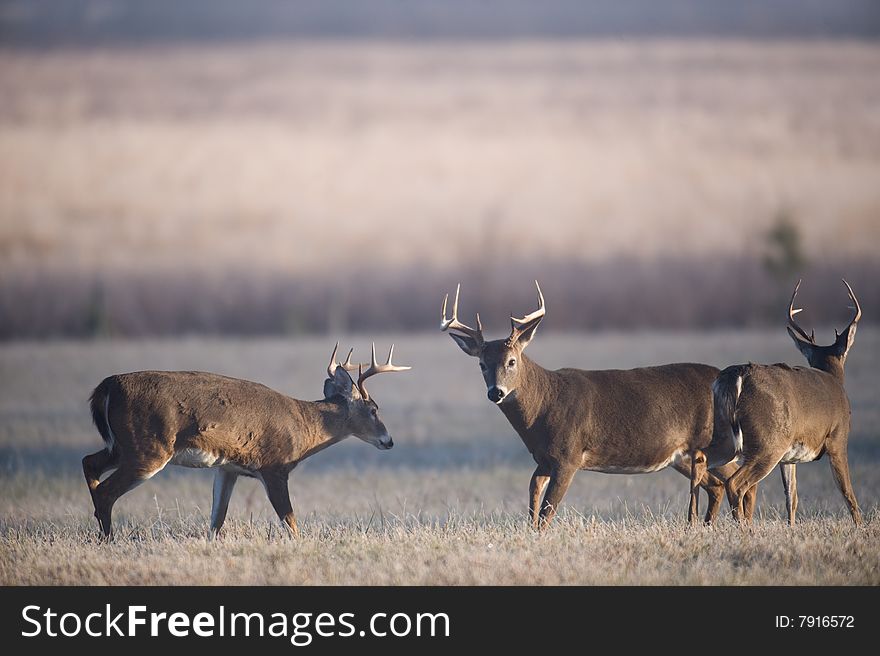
<box><xmin>371</xmin><ymin>408</ymin><xmax>378</xmax><ymax>417</ymax></box>
<box><xmin>508</xmin><ymin>358</ymin><xmax>516</xmax><ymax>367</ymax></box>
<box><xmin>479</xmin><ymin>362</ymin><xmax>487</xmax><ymax>371</ymax></box>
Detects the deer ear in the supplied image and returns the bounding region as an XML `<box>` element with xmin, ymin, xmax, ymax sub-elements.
<box><xmin>786</xmin><ymin>326</ymin><xmax>815</xmax><ymax>361</ymax></box>
<box><xmin>831</xmin><ymin>323</ymin><xmax>858</xmax><ymax>359</ymax></box>
<box><xmin>514</xmin><ymin>315</ymin><xmax>544</xmax><ymax>351</ymax></box>
<box><xmin>449</xmin><ymin>333</ymin><xmax>482</xmax><ymax>357</ymax></box>
<box><xmin>327</xmin><ymin>367</ymin><xmax>361</xmax><ymax>401</ymax></box>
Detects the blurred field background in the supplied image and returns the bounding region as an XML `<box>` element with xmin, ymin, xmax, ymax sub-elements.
<box><xmin>1</xmin><ymin>1</ymin><xmax>879</xmax><ymax>584</ymax></box>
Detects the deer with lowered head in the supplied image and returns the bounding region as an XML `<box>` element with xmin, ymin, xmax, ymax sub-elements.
<box><xmin>440</xmin><ymin>281</ymin><xmax>754</xmax><ymax>529</ymax></box>
<box><xmin>701</xmin><ymin>279</ymin><xmax>863</xmax><ymax>525</ymax></box>
<box><xmin>83</xmin><ymin>343</ymin><xmax>410</xmax><ymax>539</ymax></box>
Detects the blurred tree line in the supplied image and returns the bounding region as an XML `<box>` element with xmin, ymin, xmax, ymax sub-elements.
<box><xmin>0</xmin><ymin>249</ymin><xmax>874</xmax><ymax>339</ymax></box>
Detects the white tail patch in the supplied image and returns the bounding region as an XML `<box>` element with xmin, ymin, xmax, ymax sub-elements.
<box><xmin>103</xmin><ymin>394</ymin><xmax>116</xmax><ymax>452</ymax></box>
<box><xmin>733</xmin><ymin>426</ymin><xmax>743</xmax><ymax>454</ymax></box>
<box><xmin>732</xmin><ymin>375</ymin><xmax>743</xmax><ymax>453</ymax></box>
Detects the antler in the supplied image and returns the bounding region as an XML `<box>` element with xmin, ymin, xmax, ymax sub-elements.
<box><xmin>507</xmin><ymin>280</ymin><xmax>546</xmax><ymax>345</ymax></box>
<box><xmin>787</xmin><ymin>279</ymin><xmax>815</xmax><ymax>344</ymax></box>
<box><xmin>357</xmin><ymin>343</ymin><xmax>411</xmax><ymax>400</ymax></box>
<box><xmin>838</xmin><ymin>278</ymin><xmax>862</xmax><ymax>338</ymax></box>
<box><xmin>327</xmin><ymin>342</ymin><xmax>360</xmax><ymax>379</ymax></box>
<box><xmin>440</xmin><ymin>283</ymin><xmax>484</xmax><ymax>346</ymax></box>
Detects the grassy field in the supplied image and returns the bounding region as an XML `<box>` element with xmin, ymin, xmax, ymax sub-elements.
<box><xmin>1</xmin><ymin>330</ymin><xmax>878</xmax><ymax>585</ymax></box>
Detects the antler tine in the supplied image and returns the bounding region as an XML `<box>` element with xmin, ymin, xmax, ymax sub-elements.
<box><xmin>787</xmin><ymin>279</ymin><xmax>814</xmax><ymax>343</ymax></box>
<box><xmin>842</xmin><ymin>279</ymin><xmax>862</xmax><ymax>327</ymax></box>
<box><xmin>341</xmin><ymin>348</ymin><xmax>358</xmax><ymax>371</ymax></box>
<box><xmin>507</xmin><ymin>280</ymin><xmax>546</xmax><ymax>345</ymax></box>
<box><xmin>328</xmin><ymin>342</ymin><xmax>360</xmax><ymax>378</ymax></box>
<box><xmin>510</xmin><ymin>280</ymin><xmax>546</xmax><ymax>327</ymax></box>
<box><xmin>357</xmin><ymin>342</ymin><xmax>411</xmax><ymax>399</ymax></box>
<box><xmin>327</xmin><ymin>341</ymin><xmax>340</xmax><ymax>378</ymax></box>
<box><xmin>440</xmin><ymin>283</ymin><xmax>484</xmax><ymax>345</ymax></box>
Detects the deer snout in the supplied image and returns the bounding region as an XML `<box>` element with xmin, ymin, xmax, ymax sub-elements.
<box><xmin>488</xmin><ymin>386</ymin><xmax>507</xmax><ymax>403</ymax></box>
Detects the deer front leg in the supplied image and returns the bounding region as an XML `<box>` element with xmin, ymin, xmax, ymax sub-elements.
<box><xmin>826</xmin><ymin>442</ymin><xmax>862</xmax><ymax>525</ymax></box>
<box><xmin>260</xmin><ymin>469</ymin><xmax>299</xmax><ymax>538</ymax></box>
<box><xmin>529</xmin><ymin>465</ymin><xmax>551</xmax><ymax>529</ymax></box>
<box><xmin>210</xmin><ymin>468</ymin><xmax>239</xmax><ymax>538</ymax></box>
<box><xmin>688</xmin><ymin>450</ymin><xmax>707</xmax><ymax>526</ymax></box>
<box><xmin>779</xmin><ymin>463</ymin><xmax>797</xmax><ymax>526</ymax></box>
<box><xmin>538</xmin><ymin>465</ymin><xmax>577</xmax><ymax>530</ymax></box>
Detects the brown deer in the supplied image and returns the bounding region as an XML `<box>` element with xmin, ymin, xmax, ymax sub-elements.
<box><xmin>440</xmin><ymin>281</ymin><xmax>754</xmax><ymax>528</ymax></box>
<box><xmin>83</xmin><ymin>343</ymin><xmax>410</xmax><ymax>539</ymax></box>
<box><xmin>704</xmin><ymin>279</ymin><xmax>862</xmax><ymax>525</ymax></box>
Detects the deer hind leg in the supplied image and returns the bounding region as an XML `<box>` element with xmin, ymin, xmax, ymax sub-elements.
<box><xmin>742</xmin><ymin>483</ymin><xmax>758</xmax><ymax>521</ymax></box>
<box><xmin>726</xmin><ymin>456</ymin><xmax>777</xmax><ymax>524</ymax></box>
<box><xmin>538</xmin><ymin>465</ymin><xmax>577</xmax><ymax>530</ymax></box>
<box><xmin>210</xmin><ymin>469</ymin><xmax>239</xmax><ymax>538</ymax></box>
<box><xmin>826</xmin><ymin>443</ymin><xmax>862</xmax><ymax>525</ymax></box>
<box><xmin>779</xmin><ymin>464</ymin><xmax>798</xmax><ymax>526</ymax></box>
<box><xmin>528</xmin><ymin>465</ymin><xmax>551</xmax><ymax>530</ymax></box>
<box><xmin>260</xmin><ymin>470</ymin><xmax>299</xmax><ymax>538</ymax></box>
<box><xmin>91</xmin><ymin>460</ymin><xmax>166</xmax><ymax>539</ymax></box>
<box><xmin>82</xmin><ymin>448</ymin><xmax>118</xmax><ymax>506</ymax></box>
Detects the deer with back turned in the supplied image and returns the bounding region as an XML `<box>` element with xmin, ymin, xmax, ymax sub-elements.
<box><xmin>702</xmin><ymin>279</ymin><xmax>862</xmax><ymax>525</ymax></box>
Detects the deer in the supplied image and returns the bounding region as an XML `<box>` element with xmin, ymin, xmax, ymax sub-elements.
<box><xmin>82</xmin><ymin>343</ymin><xmax>410</xmax><ymax>539</ymax></box>
<box><xmin>701</xmin><ymin>279</ymin><xmax>862</xmax><ymax>525</ymax></box>
<box><xmin>440</xmin><ymin>281</ymin><xmax>755</xmax><ymax>529</ymax></box>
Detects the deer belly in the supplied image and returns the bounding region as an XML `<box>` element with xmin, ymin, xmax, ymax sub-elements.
<box><xmin>780</xmin><ymin>443</ymin><xmax>822</xmax><ymax>464</ymax></box>
<box><xmin>170</xmin><ymin>447</ymin><xmax>228</xmax><ymax>468</ymax></box>
<box><xmin>582</xmin><ymin>449</ymin><xmax>684</xmax><ymax>474</ymax></box>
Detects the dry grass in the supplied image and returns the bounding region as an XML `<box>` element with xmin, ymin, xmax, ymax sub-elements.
<box><xmin>1</xmin><ymin>41</ymin><xmax>880</xmax><ymax>275</ymax></box>
<box><xmin>1</xmin><ymin>331</ymin><xmax>878</xmax><ymax>585</ymax></box>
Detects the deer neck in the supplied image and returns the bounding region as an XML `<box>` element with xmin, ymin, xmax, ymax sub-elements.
<box><xmin>296</xmin><ymin>398</ymin><xmax>351</xmax><ymax>459</ymax></box>
<box><xmin>498</xmin><ymin>354</ymin><xmax>552</xmax><ymax>433</ymax></box>
<box><xmin>816</xmin><ymin>359</ymin><xmax>846</xmax><ymax>384</ymax></box>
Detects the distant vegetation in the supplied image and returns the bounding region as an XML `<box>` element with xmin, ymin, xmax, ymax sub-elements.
<box><xmin>1</xmin><ymin>256</ymin><xmax>877</xmax><ymax>338</ymax></box>
<box><xmin>1</xmin><ymin>41</ymin><xmax>878</xmax><ymax>338</ymax></box>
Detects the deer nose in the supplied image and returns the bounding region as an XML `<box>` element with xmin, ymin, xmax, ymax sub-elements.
<box><xmin>488</xmin><ymin>386</ymin><xmax>506</xmax><ymax>403</ymax></box>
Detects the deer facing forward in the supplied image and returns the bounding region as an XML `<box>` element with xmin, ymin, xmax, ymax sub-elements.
<box><xmin>83</xmin><ymin>343</ymin><xmax>410</xmax><ymax>539</ymax></box>
<box><xmin>440</xmin><ymin>281</ymin><xmax>753</xmax><ymax>528</ymax></box>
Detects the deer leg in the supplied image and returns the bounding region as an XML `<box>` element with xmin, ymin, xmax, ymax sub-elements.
<box><xmin>82</xmin><ymin>448</ymin><xmax>118</xmax><ymax>507</ymax></box>
<box><xmin>92</xmin><ymin>463</ymin><xmax>161</xmax><ymax>539</ymax></box>
<box><xmin>826</xmin><ymin>445</ymin><xmax>862</xmax><ymax>525</ymax></box>
<box><xmin>688</xmin><ymin>450</ymin><xmax>707</xmax><ymax>526</ymax></box>
<box><xmin>779</xmin><ymin>464</ymin><xmax>798</xmax><ymax>526</ymax></box>
<box><xmin>726</xmin><ymin>457</ymin><xmax>777</xmax><ymax>524</ymax></box>
<box><xmin>529</xmin><ymin>465</ymin><xmax>551</xmax><ymax>530</ymax></box>
<box><xmin>742</xmin><ymin>483</ymin><xmax>758</xmax><ymax>521</ymax></box>
<box><xmin>210</xmin><ymin>468</ymin><xmax>239</xmax><ymax>538</ymax></box>
<box><xmin>260</xmin><ymin>470</ymin><xmax>299</xmax><ymax>538</ymax></box>
<box><xmin>674</xmin><ymin>461</ymin><xmax>725</xmax><ymax>524</ymax></box>
<box><xmin>538</xmin><ymin>466</ymin><xmax>577</xmax><ymax>530</ymax></box>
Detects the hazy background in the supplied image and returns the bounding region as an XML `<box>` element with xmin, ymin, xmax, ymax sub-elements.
<box><xmin>2</xmin><ymin>0</ymin><xmax>880</xmax><ymax>585</ymax></box>
<box><xmin>1</xmin><ymin>1</ymin><xmax>879</xmax><ymax>338</ymax></box>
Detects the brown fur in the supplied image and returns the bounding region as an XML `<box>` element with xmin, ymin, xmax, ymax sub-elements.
<box><xmin>84</xmin><ymin>365</ymin><xmax>399</xmax><ymax>539</ymax></box>
<box><xmin>706</xmin><ymin>282</ymin><xmax>862</xmax><ymax>525</ymax></box>
<box><xmin>444</xmin><ymin>288</ymin><xmax>754</xmax><ymax>528</ymax></box>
